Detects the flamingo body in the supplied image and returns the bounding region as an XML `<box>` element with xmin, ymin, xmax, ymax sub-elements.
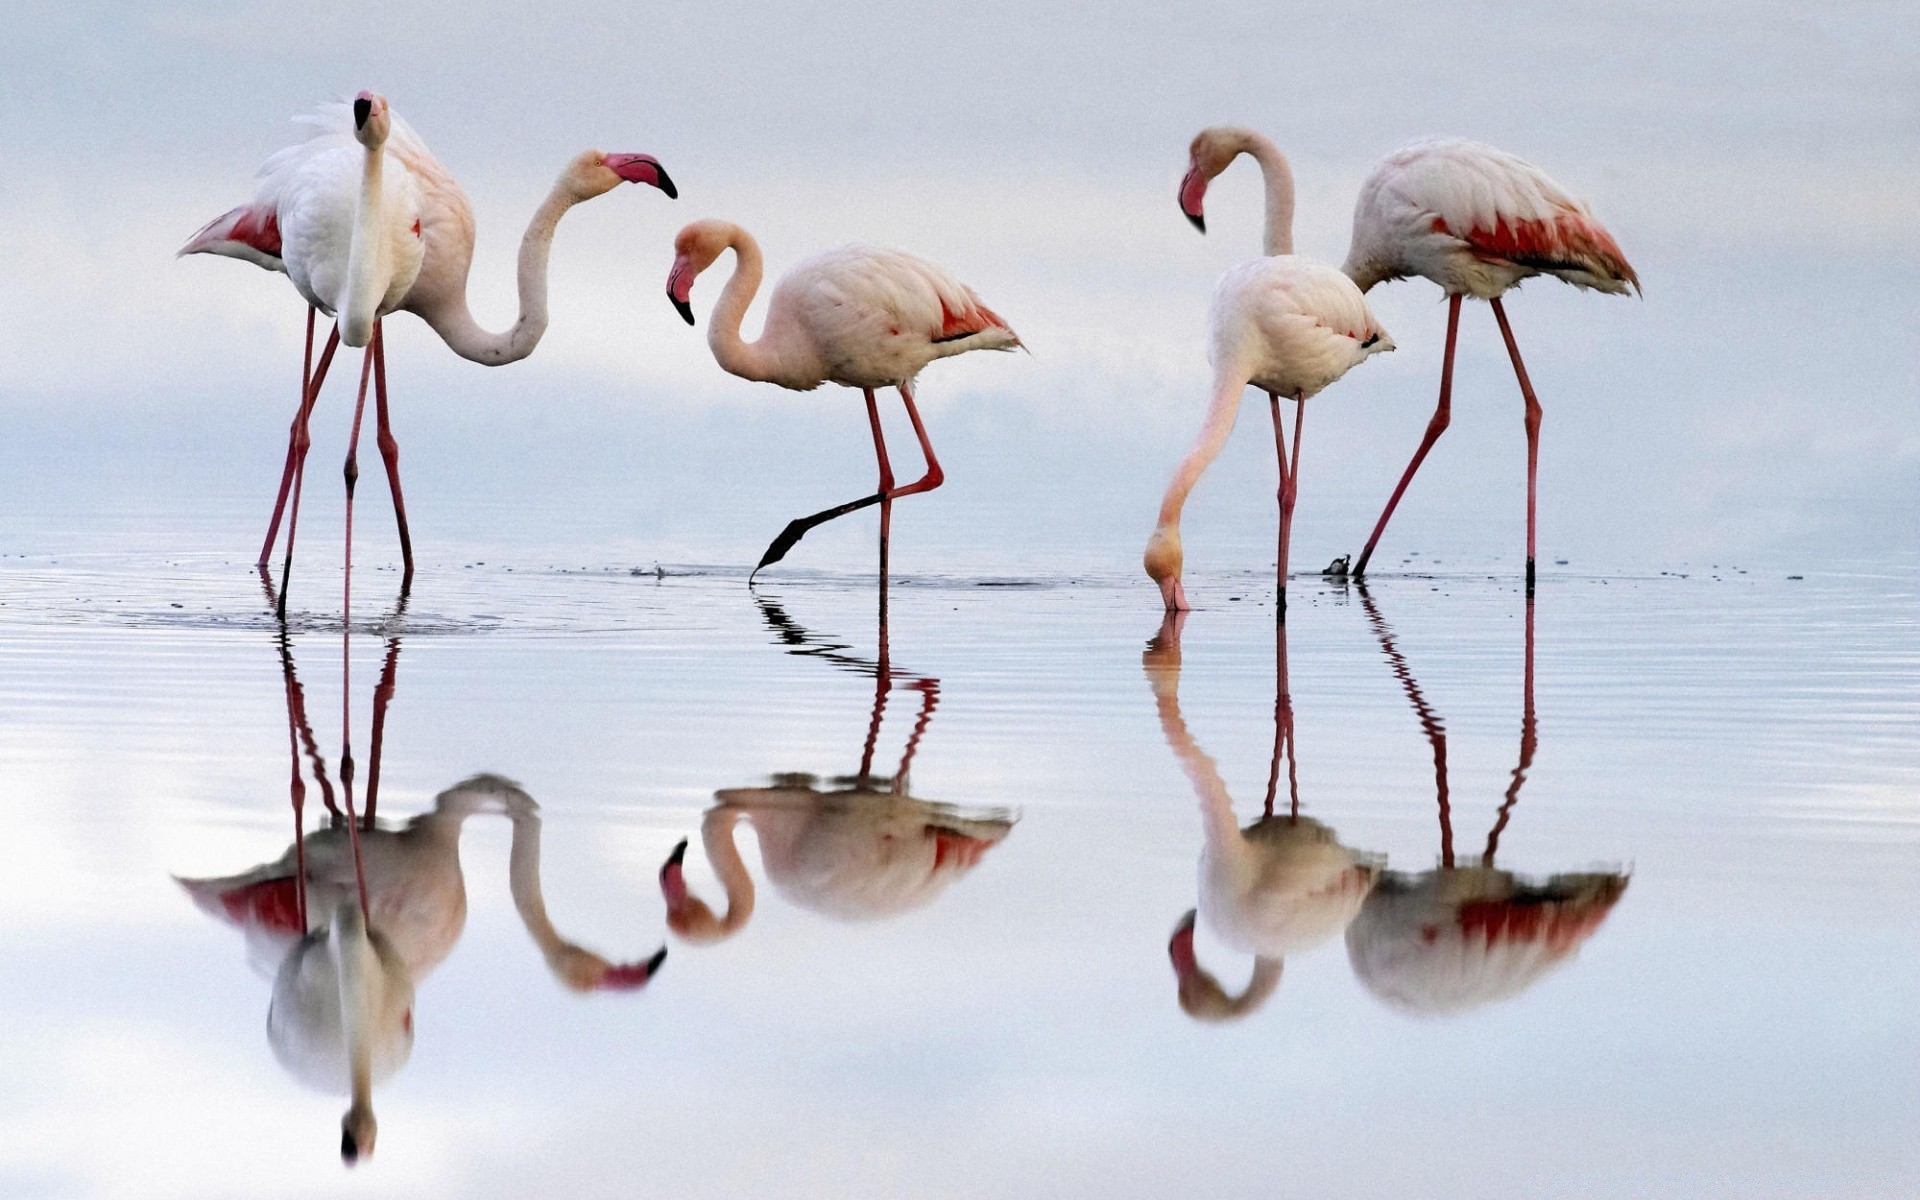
<box><xmin>1343</xmin><ymin>139</ymin><xmax>1638</xmax><ymax>299</ymax></box>
<box><xmin>1211</xmin><ymin>257</ymin><xmax>1391</xmax><ymax>401</ymax></box>
<box><xmin>1199</xmin><ymin>815</ymin><xmax>1376</xmax><ymax>959</ymax></box>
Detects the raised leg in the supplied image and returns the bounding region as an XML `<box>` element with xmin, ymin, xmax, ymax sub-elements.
<box><xmin>260</xmin><ymin>307</ymin><xmax>319</xmax><ymax>567</ymax></box>
<box><xmin>1489</xmin><ymin>297</ymin><xmax>1542</xmax><ymax>594</ymax></box>
<box><xmin>275</xmin><ymin>326</ymin><xmax>342</xmax><ymax>620</ymax></box>
<box><xmin>887</xmin><ymin>383</ymin><xmax>945</xmax><ymax>500</ymax></box>
<box><xmin>1354</xmin><ymin>292</ymin><xmax>1462</xmax><ymax>577</ymax></box>
<box><xmin>370</xmin><ymin>323</ymin><xmax>415</xmax><ymax>590</ymax></box>
<box><xmin>748</xmin><ymin>389</ymin><xmax>894</xmax><ymax>581</ymax></box>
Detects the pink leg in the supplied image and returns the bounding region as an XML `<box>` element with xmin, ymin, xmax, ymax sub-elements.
<box><xmin>260</xmin><ymin>307</ymin><xmax>319</xmax><ymax>567</ymax></box>
<box><xmin>342</xmin><ymin>330</ymin><xmax>376</xmax><ymax>644</ymax></box>
<box><xmin>865</xmin><ymin>388</ymin><xmax>897</xmax><ymax>619</ymax></box>
<box><xmin>1489</xmin><ymin>297</ymin><xmax>1543</xmax><ymax>594</ymax></box>
<box><xmin>886</xmin><ymin>383</ymin><xmax>946</xmax><ymax>500</ymax></box>
<box><xmin>338</xmin><ymin>337</ymin><xmax>375</xmax><ymax>915</ymax></box>
<box><xmin>277</xmin><ymin>627</ymin><xmax>310</xmax><ymax>930</ymax></box>
<box><xmin>1275</xmin><ymin>394</ymin><xmax>1306</xmax><ymax>621</ymax></box>
<box><xmin>1484</xmin><ymin>596</ymin><xmax>1537</xmax><ymax>864</ymax></box>
<box><xmin>275</xmin><ymin>325</ymin><xmax>342</xmax><ymax>620</ymax></box>
<box><xmin>371</xmin><ymin>323</ymin><xmax>415</xmax><ymax>589</ymax></box>
<box><xmin>1354</xmin><ymin>293</ymin><xmax>1462</xmax><ymax>577</ymax></box>
<box><xmin>363</xmin><ymin>631</ymin><xmax>401</xmax><ymax>829</ymax></box>
<box><xmin>1262</xmin><ymin>619</ymin><xmax>1298</xmax><ymax>820</ymax></box>
<box><xmin>1359</xmin><ymin>586</ymin><xmax>1453</xmax><ymax>868</ymax></box>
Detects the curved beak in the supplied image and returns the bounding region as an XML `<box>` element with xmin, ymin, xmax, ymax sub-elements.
<box><xmin>659</xmin><ymin>838</ymin><xmax>689</xmax><ymax>905</ymax></box>
<box><xmin>665</xmin><ymin>259</ymin><xmax>696</xmax><ymax>326</ymax></box>
<box><xmin>1178</xmin><ymin>165</ymin><xmax>1207</xmax><ymax>234</ymax></box>
<box><xmin>1168</xmin><ymin>909</ymin><xmax>1199</xmax><ymax>978</ymax></box>
<box><xmin>597</xmin><ymin>946</ymin><xmax>668</xmax><ymax>992</ymax></box>
<box><xmin>603</xmin><ymin>153</ymin><xmax>677</xmax><ymax>199</ymax></box>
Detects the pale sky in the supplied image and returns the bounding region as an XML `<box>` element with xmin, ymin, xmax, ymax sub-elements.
<box><xmin>1</xmin><ymin>0</ymin><xmax>1914</xmax><ymax>569</ymax></box>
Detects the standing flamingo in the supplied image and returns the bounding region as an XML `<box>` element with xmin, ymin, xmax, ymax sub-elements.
<box><xmin>1150</xmin><ymin>127</ymin><xmax>1393</xmax><ymax>615</ymax></box>
<box><xmin>1338</xmin><ymin>140</ymin><xmax>1638</xmax><ymax>591</ymax></box>
<box><xmin>664</xmin><ymin>220</ymin><xmax>1020</xmax><ymax>595</ymax></box>
<box><xmin>181</xmin><ymin>92</ymin><xmax>676</xmax><ymax>615</ymax></box>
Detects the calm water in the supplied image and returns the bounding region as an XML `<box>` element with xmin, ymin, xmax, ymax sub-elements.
<box><xmin>1</xmin><ymin>532</ymin><xmax>1915</xmax><ymax>1198</ymax></box>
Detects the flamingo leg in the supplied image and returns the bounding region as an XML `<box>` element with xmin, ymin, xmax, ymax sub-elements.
<box><xmin>1274</xmin><ymin>394</ymin><xmax>1306</xmax><ymax>621</ymax></box>
<box><xmin>371</xmin><ymin>323</ymin><xmax>415</xmax><ymax>591</ymax></box>
<box><xmin>277</xmin><ymin>625</ymin><xmax>310</xmax><ymax>930</ymax></box>
<box><xmin>747</xmin><ymin>389</ymin><xmax>893</xmax><ymax>581</ymax></box>
<box><xmin>1489</xmin><ymin>297</ymin><xmax>1543</xmax><ymax>594</ymax></box>
<box><xmin>886</xmin><ymin>383</ymin><xmax>945</xmax><ymax>500</ymax></box>
<box><xmin>857</xmin><ymin>631</ymin><xmax>892</xmax><ymax>784</ymax></box>
<box><xmin>1484</xmin><ymin>596</ymin><xmax>1537</xmax><ymax>865</ymax></box>
<box><xmin>1353</xmin><ymin>292</ymin><xmax>1462</xmax><ymax>578</ymax></box>
<box><xmin>339</xmin><ymin>338</ymin><xmax>373</xmax><ymax>916</ymax></box>
<box><xmin>260</xmin><ymin>306</ymin><xmax>319</xmax><ymax>568</ymax></box>
<box><xmin>1262</xmin><ymin>619</ymin><xmax>1298</xmax><ymax>820</ymax></box>
<box><xmin>275</xmin><ymin>325</ymin><xmax>342</xmax><ymax>621</ymax></box>
<box><xmin>1359</xmin><ymin>585</ymin><xmax>1453</xmax><ymax>868</ymax></box>
<box><xmin>364</xmin><ymin>630</ymin><xmax>402</xmax><ymax>829</ymax></box>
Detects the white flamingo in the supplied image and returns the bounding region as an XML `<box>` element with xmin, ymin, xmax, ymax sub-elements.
<box><xmin>665</xmin><ymin>220</ymin><xmax>1019</xmax><ymax>585</ymax></box>
<box><xmin>1146</xmin><ymin>611</ymin><xmax>1377</xmax><ymax>1021</ymax></box>
<box><xmin>182</xmin><ymin>92</ymin><xmax>676</xmax><ymax>612</ymax></box>
<box><xmin>1149</xmin><ymin>126</ymin><xmax>1393</xmax><ymax>614</ymax></box>
<box><xmin>1337</xmin><ymin>140</ymin><xmax>1638</xmax><ymax>591</ymax></box>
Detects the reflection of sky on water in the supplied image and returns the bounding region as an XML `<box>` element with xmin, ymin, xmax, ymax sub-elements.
<box><xmin>1</xmin><ymin>542</ymin><xmax>1915</xmax><ymax>1196</ymax></box>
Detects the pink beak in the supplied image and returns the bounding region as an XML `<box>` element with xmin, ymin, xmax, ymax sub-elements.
<box><xmin>665</xmin><ymin>258</ymin><xmax>696</xmax><ymax>325</ymax></box>
<box><xmin>1178</xmin><ymin>165</ymin><xmax>1207</xmax><ymax>233</ymax></box>
<box><xmin>1168</xmin><ymin>910</ymin><xmax>1199</xmax><ymax>978</ymax></box>
<box><xmin>597</xmin><ymin>946</ymin><xmax>668</xmax><ymax>992</ymax></box>
<box><xmin>603</xmin><ymin>153</ymin><xmax>677</xmax><ymax>198</ymax></box>
<box><xmin>659</xmin><ymin>838</ymin><xmax>689</xmax><ymax>906</ymax></box>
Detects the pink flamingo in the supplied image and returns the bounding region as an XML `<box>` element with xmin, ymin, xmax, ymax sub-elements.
<box><xmin>1149</xmin><ymin>127</ymin><xmax>1393</xmax><ymax>615</ymax></box>
<box><xmin>1338</xmin><ymin>140</ymin><xmax>1639</xmax><ymax>591</ymax></box>
<box><xmin>182</xmin><ymin>92</ymin><xmax>675</xmax><ymax>615</ymax></box>
<box><xmin>664</xmin><ymin>220</ymin><xmax>1020</xmax><ymax>592</ymax></box>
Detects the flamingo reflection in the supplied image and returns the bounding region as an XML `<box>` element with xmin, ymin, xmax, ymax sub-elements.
<box><xmin>1145</xmin><ymin>612</ymin><xmax>1379</xmax><ymax>1022</ymax></box>
<box><xmin>178</xmin><ymin>605</ymin><xmax>664</xmax><ymax>1162</ymax></box>
<box><xmin>1346</xmin><ymin>591</ymin><xmax>1627</xmax><ymax>1017</ymax></box>
<box><xmin>659</xmin><ymin>594</ymin><xmax>1014</xmax><ymax>944</ymax></box>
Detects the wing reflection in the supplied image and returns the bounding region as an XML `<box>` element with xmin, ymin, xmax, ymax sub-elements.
<box><xmin>177</xmin><ymin>591</ymin><xmax>663</xmax><ymax>1163</ymax></box>
<box><xmin>1347</xmin><ymin>591</ymin><xmax>1628</xmax><ymax>1017</ymax></box>
<box><xmin>1145</xmin><ymin>612</ymin><xmax>1380</xmax><ymax>1022</ymax></box>
<box><xmin>659</xmin><ymin>593</ymin><xmax>1016</xmax><ymax>945</ymax></box>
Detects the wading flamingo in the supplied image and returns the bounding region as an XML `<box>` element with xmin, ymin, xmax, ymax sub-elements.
<box><xmin>1146</xmin><ymin>610</ymin><xmax>1378</xmax><ymax>1021</ymax></box>
<box><xmin>180</xmin><ymin>623</ymin><xmax>664</xmax><ymax>1162</ymax></box>
<box><xmin>182</xmin><ymin>93</ymin><xmax>676</xmax><ymax>616</ymax></box>
<box><xmin>657</xmin><ymin>593</ymin><xmax>1013</xmax><ymax>944</ymax></box>
<box><xmin>1344</xmin><ymin>588</ymin><xmax>1627</xmax><ymax>1016</ymax></box>
<box><xmin>1151</xmin><ymin>127</ymin><xmax>1393</xmax><ymax>615</ymax></box>
<box><xmin>665</xmin><ymin>220</ymin><xmax>1019</xmax><ymax>596</ymax></box>
<box><xmin>1338</xmin><ymin>140</ymin><xmax>1638</xmax><ymax>591</ymax></box>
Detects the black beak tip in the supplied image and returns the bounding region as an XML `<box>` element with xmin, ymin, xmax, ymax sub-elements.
<box><xmin>340</xmin><ymin>1129</ymin><xmax>360</xmax><ymax>1165</ymax></box>
<box><xmin>664</xmin><ymin>838</ymin><xmax>688</xmax><ymax>869</ymax></box>
<box><xmin>672</xmin><ymin>297</ymin><xmax>695</xmax><ymax>326</ymax></box>
<box><xmin>352</xmin><ymin>97</ymin><xmax>372</xmax><ymax>130</ymax></box>
<box><xmin>654</xmin><ymin>167</ymin><xmax>678</xmax><ymax>200</ymax></box>
<box><xmin>646</xmin><ymin>946</ymin><xmax>668</xmax><ymax>976</ymax></box>
<box><xmin>1185</xmin><ymin>212</ymin><xmax>1206</xmax><ymax>234</ymax></box>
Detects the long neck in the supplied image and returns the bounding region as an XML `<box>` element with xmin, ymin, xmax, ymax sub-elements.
<box><xmin>331</xmin><ymin>906</ymin><xmax>378</xmax><ymax>1122</ymax></box>
<box><xmin>341</xmin><ymin>146</ymin><xmax>389</xmax><ymax>347</ymax></box>
<box><xmin>417</xmin><ymin>182</ymin><xmax>581</xmax><ymax>366</ymax></box>
<box><xmin>699</xmin><ymin>806</ymin><xmax>758</xmax><ymax>935</ymax></box>
<box><xmin>1142</xmin><ymin>635</ymin><xmax>1241</xmax><ymax>851</ymax></box>
<box><xmin>1153</xmin><ymin>371</ymin><xmax>1247</xmax><ymax>540</ymax></box>
<box><xmin>706</xmin><ymin>228</ymin><xmax>790</xmax><ymax>384</ymax></box>
<box><xmin>1239</xmin><ymin>131</ymin><xmax>1296</xmax><ymax>257</ymax></box>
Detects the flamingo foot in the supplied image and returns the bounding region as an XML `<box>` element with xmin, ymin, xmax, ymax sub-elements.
<box><xmin>748</xmin><ymin>491</ymin><xmax>887</xmax><ymax>581</ymax></box>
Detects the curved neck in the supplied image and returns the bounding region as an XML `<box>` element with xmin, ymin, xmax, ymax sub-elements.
<box><xmin>341</xmin><ymin>146</ymin><xmax>389</xmax><ymax>346</ymax></box>
<box><xmin>417</xmin><ymin>180</ymin><xmax>581</xmax><ymax>366</ymax></box>
<box><xmin>1153</xmin><ymin>371</ymin><xmax>1247</xmax><ymax>539</ymax></box>
<box><xmin>1179</xmin><ymin>954</ymin><xmax>1284</xmax><ymax>1020</ymax></box>
<box><xmin>1237</xmin><ymin>131</ymin><xmax>1296</xmax><ymax>257</ymax></box>
<box><xmin>1142</xmin><ymin>632</ymin><xmax>1241</xmax><ymax>850</ymax></box>
<box><xmin>699</xmin><ymin>806</ymin><xmax>758</xmax><ymax>934</ymax></box>
<box><xmin>706</xmin><ymin>227</ymin><xmax>790</xmax><ymax>384</ymax></box>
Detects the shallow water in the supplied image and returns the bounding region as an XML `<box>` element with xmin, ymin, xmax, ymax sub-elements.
<box><xmin>1</xmin><ymin>535</ymin><xmax>1916</xmax><ymax>1198</ymax></box>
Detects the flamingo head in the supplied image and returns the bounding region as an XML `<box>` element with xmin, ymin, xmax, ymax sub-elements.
<box><xmin>341</xmin><ymin>1104</ymin><xmax>377</xmax><ymax>1166</ymax></box>
<box><xmin>1181</xmin><ymin>126</ymin><xmax>1256</xmax><ymax>234</ymax></box>
<box><xmin>657</xmin><ymin>837</ymin><xmax>734</xmax><ymax>943</ymax></box>
<box><xmin>665</xmin><ymin>220</ymin><xmax>734</xmax><ymax>327</ymax></box>
<box><xmin>567</xmin><ymin>151</ymin><xmax>678</xmax><ymax>202</ymax></box>
<box><xmin>1143</xmin><ymin>525</ymin><xmax>1189</xmax><ymax>612</ymax></box>
<box><xmin>1167</xmin><ymin>910</ymin><xmax>1284</xmax><ymax>1022</ymax></box>
<box><xmin>351</xmin><ymin>91</ymin><xmax>391</xmax><ymax>149</ymax></box>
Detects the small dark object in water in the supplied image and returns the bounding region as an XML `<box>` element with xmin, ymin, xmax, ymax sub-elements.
<box><xmin>1322</xmin><ymin>554</ymin><xmax>1350</xmax><ymax>578</ymax></box>
<box><xmin>1787</xmin><ymin>574</ymin><xmax>1804</xmax><ymax>580</ymax></box>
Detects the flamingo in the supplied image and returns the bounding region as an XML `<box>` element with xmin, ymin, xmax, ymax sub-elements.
<box><xmin>1337</xmin><ymin>140</ymin><xmax>1639</xmax><ymax>592</ymax></box>
<box><xmin>1145</xmin><ymin>611</ymin><xmax>1378</xmax><ymax>1022</ymax></box>
<box><xmin>181</xmin><ymin>92</ymin><xmax>676</xmax><ymax>615</ymax></box>
<box><xmin>1344</xmin><ymin>588</ymin><xmax>1628</xmax><ymax>1016</ymax></box>
<box><xmin>1149</xmin><ymin>127</ymin><xmax>1393</xmax><ymax>615</ymax></box>
<box><xmin>664</xmin><ymin>220</ymin><xmax>1020</xmax><ymax>593</ymax></box>
<box><xmin>657</xmin><ymin>594</ymin><xmax>1013</xmax><ymax>943</ymax></box>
